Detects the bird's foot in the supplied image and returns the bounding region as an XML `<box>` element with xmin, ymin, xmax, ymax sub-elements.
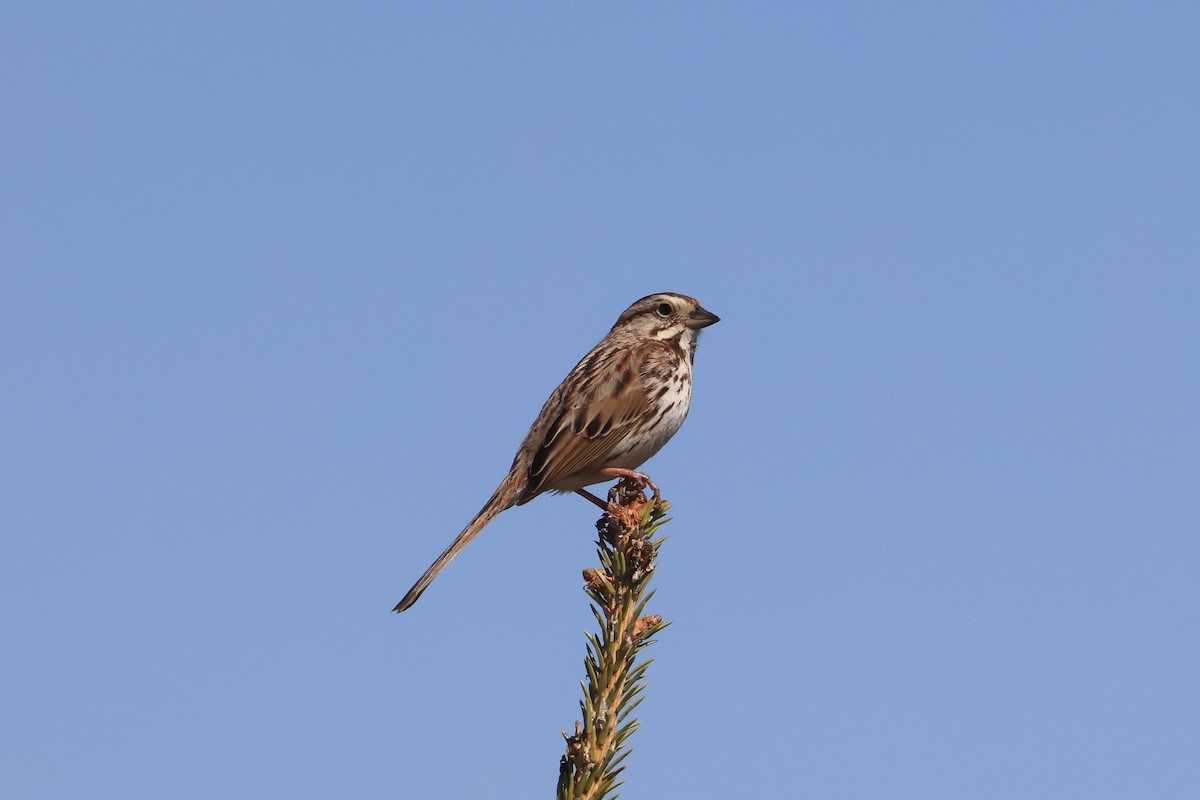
<box><xmin>598</xmin><ymin>468</ymin><xmax>663</xmax><ymax>508</ymax></box>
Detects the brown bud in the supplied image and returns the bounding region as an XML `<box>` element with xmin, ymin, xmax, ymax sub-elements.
<box><xmin>633</xmin><ymin>614</ymin><xmax>663</xmax><ymax>641</ymax></box>
<box><xmin>582</xmin><ymin>568</ymin><xmax>610</xmax><ymax>591</ymax></box>
<box><xmin>626</xmin><ymin>537</ymin><xmax>656</xmax><ymax>571</ymax></box>
<box><xmin>563</xmin><ymin>721</ymin><xmax>592</xmax><ymax>771</ymax></box>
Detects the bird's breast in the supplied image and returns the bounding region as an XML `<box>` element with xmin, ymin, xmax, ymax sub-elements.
<box><xmin>606</xmin><ymin>362</ymin><xmax>693</xmax><ymax>470</ymax></box>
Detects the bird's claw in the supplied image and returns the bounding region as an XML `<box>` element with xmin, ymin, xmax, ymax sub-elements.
<box><xmin>606</xmin><ymin>472</ymin><xmax>663</xmax><ymax>509</ymax></box>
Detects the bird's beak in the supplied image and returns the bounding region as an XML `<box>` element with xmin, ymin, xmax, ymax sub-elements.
<box><xmin>686</xmin><ymin>306</ymin><xmax>720</xmax><ymax>329</ymax></box>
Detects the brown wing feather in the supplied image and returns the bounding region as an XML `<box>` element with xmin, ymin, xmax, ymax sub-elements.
<box><xmin>521</xmin><ymin>348</ymin><xmax>648</xmax><ymax>498</ymax></box>
<box><xmin>527</xmin><ymin>391</ymin><xmax>646</xmax><ymax>495</ymax></box>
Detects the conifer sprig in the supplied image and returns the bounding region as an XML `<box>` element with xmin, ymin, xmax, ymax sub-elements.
<box><xmin>557</xmin><ymin>480</ymin><xmax>671</xmax><ymax>800</ymax></box>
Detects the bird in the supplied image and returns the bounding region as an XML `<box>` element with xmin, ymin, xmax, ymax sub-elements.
<box><xmin>393</xmin><ymin>292</ymin><xmax>719</xmax><ymax>613</ymax></box>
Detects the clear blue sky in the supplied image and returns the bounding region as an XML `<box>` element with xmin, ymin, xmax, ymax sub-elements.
<box><xmin>3</xmin><ymin>3</ymin><xmax>1197</xmax><ymax>798</ymax></box>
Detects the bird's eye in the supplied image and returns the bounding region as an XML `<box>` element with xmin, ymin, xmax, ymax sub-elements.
<box><xmin>655</xmin><ymin>302</ymin><xmax>673</xmax><ymax>318</ymax></box>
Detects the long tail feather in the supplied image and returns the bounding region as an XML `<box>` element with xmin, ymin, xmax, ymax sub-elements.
<box><xmin>392</xmin><ymin>485</ymin><xmax>514</xmax><ymax>613</ymax></box>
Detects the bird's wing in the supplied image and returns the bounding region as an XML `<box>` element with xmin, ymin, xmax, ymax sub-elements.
<box><xmin>521</xmin><ymin>348</ymin><xmax>651</xmax><ymax>499</ymax></box>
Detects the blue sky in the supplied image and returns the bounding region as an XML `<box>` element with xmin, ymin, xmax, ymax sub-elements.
<box><xmin>2</xmin><ymin>3</ymin><xmax>1197</xmax><ymax>798</ymax></box>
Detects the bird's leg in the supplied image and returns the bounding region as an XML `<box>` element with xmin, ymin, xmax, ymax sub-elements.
<box><xmin>597</xmin><ymin>468</ymin><xmax>662</xmax><ymax>504</ymax></box>
<box><xmin>574</xmin><ymin>487</ymin><xmax>609</xmax><ymax>510</ymax></box>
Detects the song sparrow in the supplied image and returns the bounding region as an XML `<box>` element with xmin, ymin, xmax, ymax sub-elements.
<box><xmin>393</xmin><ymin>292</ymin><xmax>719</xmax><ymax>613</ymax></box>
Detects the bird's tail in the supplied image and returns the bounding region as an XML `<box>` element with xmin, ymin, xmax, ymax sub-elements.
<box><xmin>392</xmin><ymin>482</ymin><xmax>515</xmax><ymax>613</ymax></box>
